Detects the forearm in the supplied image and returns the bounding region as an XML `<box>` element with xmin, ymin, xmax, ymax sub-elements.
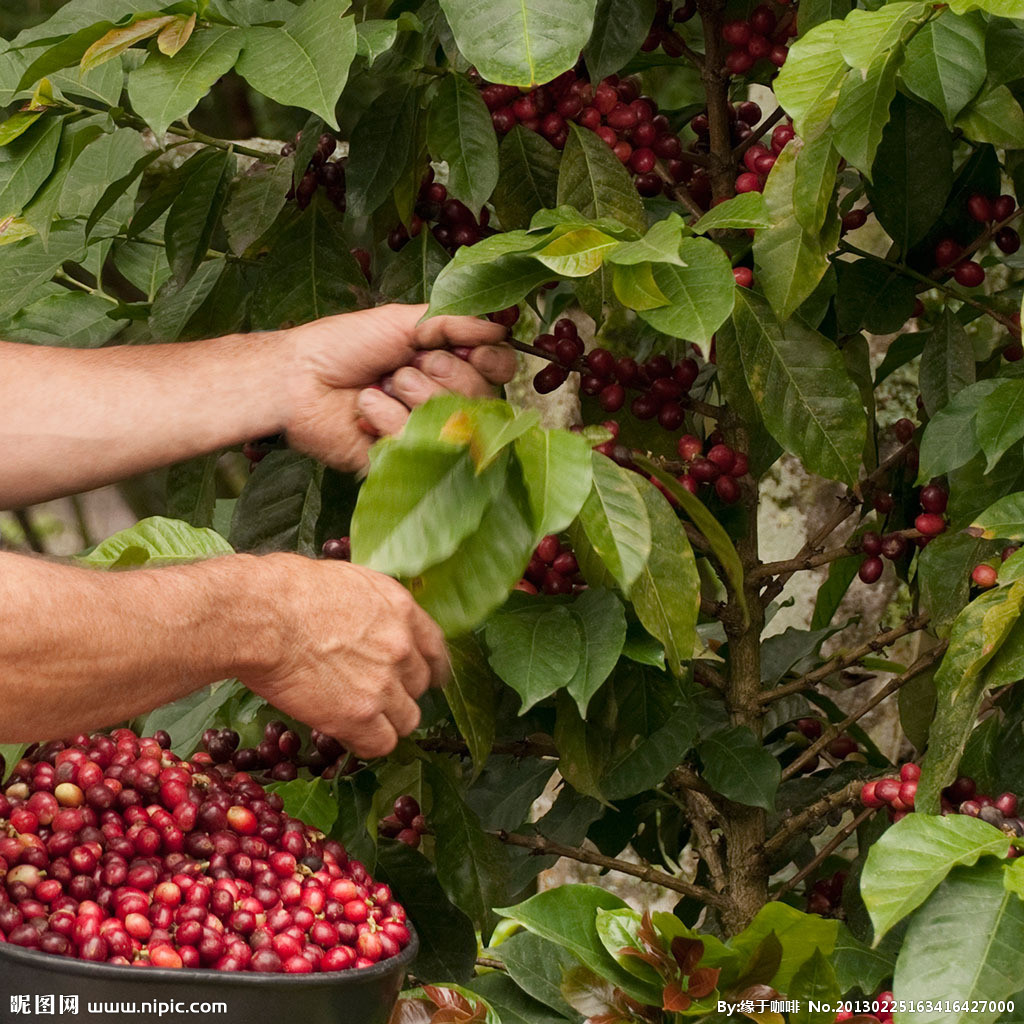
<box><xmin>0</xmin><ymin>551</ymin><xmax>278</xmax><ymax>742</ymax></box>
<box><xmin>0</xmin><ymin>333</ymin><xmax>293</xmax><ymax>509</ymax></box>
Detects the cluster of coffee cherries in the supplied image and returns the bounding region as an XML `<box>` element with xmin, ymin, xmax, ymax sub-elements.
<box><xmin>281</xmin><ymin>132</ymin><xmax>346</xmax><ymax>212</ymax></box>
<box><xmin>793</xmin><ymin>718</ymin><xmax>859</xmax><ymax>774</ymax></box>
<box><xmin>932</xmin><ymin>193</ymin><xmax>1020</xmax><ymax>288</ymax></box>
<box><xmin>805</xmin><ymin>869</ymin><xmax>846</xmax><ymax>917</ymax></box>
<box><xmin>835</xmin><ymin>994</ymin><xmax>895</xmax><ymax>1023</ymax></box>
<box><xmin>672</xmin><ymin>432</ymin><xmax>748</xmax><ymax>505</ymax></box>
<box><xmin>857</xmin><ymin>484</ymin><xmax>948</xmax><ymax>584</ymax></box>
<box><xmin>481</xmin><ymin>69</ymin><xmax>699</xmax><ymax>200</ymax></box>
<box><xmin>200</xmin><ymin>722</ymin><xmax>358</xmax><ymax>784</ymax></box>
<box><xmin>734</xmin><ymin>120</ymin><xmax>796</xmax><ymax>194</ymax></box>
<box><xmin>721</xmin><ymin>4</ymin><xmax>796</xmax><ymax>75</ymax></box>
<box><xmin>388</xmin><ymin>170</ymin><xmax>495</xmax><ymax>255</ymax></box>
<box><xmin>972</xmin><ymin>545</ymin><xmax>1019</xmax><ymax>590</ymax></box>
<box><xmin>378</xmin><ymin>796</ymin><xmax>428</xmax><ymax>850</ymax></box>
<box><xmin>0</xmin><ymin>730</ymin><xmax>411</xmax><ymax>972</ymax></box>
<box><xmin>859</xmin><ymin>763</ymin><xmax>921</xmax><ymax>822</ymax></box>
<box><xmin>516</xmin><ymin>534</ymin><xmax>585</xmax><ymax>596</ymax></box>
<box><xmin>641</xmin><ymin>0</ymin><xmax>696</xmax><ymax>56</ymax></box>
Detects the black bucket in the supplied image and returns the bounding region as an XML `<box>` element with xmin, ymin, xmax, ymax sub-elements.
<box><xmin>0</xmin><ymin>927</ymin><xmax>417</xmax><ymax>1024</ymax></box>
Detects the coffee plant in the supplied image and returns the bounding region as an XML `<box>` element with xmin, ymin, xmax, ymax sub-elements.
<box><xmin>4</xmin><ymin>0</ymin><xmax>1024</xmax><ymax>1019</ymax></box>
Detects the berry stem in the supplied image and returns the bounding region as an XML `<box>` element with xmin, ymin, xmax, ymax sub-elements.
<box><xmin>655</xmin><ymin>162</ymin><xmax>710</xmax><ymax>220</ymax></box>
<box><xmin>732</xmin><ymin>105</ymin><xmax>786</xmax><ymax>160</ymax></box>
<box><xmin>750</xmin><ymin>528</ymin><xmax>925</xmax><ymax>582</ymax></box>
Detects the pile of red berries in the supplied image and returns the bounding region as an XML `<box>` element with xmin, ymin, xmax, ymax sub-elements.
<box><xmin>721</xmin><ymin>4</ymin><xmax>795</xmax><ymax>75</ymax></box>
<box><xmin>378</xmin><ymin>796</ymin><xmax>428</xmax><ymax>849</ymax></box>
<box><xmin>672</xmin><ymin>432</ymin><xmax>748</xmax><ymax>505</ymax></box>
<box><xmin>517</xmin><ymin>535</ymin><xmax>585</xmax><ymax>596</ymax></box>
<box><xmin>835</xmin><ymin>993</ymin><xmax>895</xmax><ymax>1023</ymax></box>
<box><xmin>859</xmin><ymin>763</ymin><xmax>921</xmax><ymax>821</ymax></box>
<box><xmin>201</xmin><ymin>722</ymin><xmax>357</xmax><ymax>784</ymax></box>
<box><xmin>805</xmin><ymin>869</ymin><xmax>846</xmax><ymax>917</ymax></box>
<box><xmin>972</xmin><ymin>545</ymin><xmax>1019</xmax><ymax>589</ymax></box>
<box><xmin>0</xmin><ymin>730</ymin><xmax>411</xmax><ymax>972</ymax></box>
<box><xmin>641</xmin><ymin>0</ymin><xmax>696</xmax><ymax>56</ymax></box>
<box><xmin>735</xmin><ymin>121</ymin><xmax>796</xmax><ymax>193</ymax></box>
<box><xmin>282</xmin><ymin>132</ymin><xmax>346</xmax><ymax>212</ymax></box>
<box><xmin>388</xmin><ymin>170</ymin><xmax>494</xmax><ymax>255</ymax></box>
<box><xmin>931</xmin><ymin>193</ymin><xmax>1020</xmax><ymax>289</ymax></box>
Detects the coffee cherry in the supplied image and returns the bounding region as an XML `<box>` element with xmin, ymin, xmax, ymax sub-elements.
<box><xmin>893</xmin><ymin>418</ymin><xmax>915</xmax><ymax>443</ymax></box>
<box><xmin>972</xmin><ymin>563</ymin><xmax>998</xmax><ymax>588</ymax></box>
<box><xmin>996</xmin><ymin>227</ymin><xmax>1021</xmax><ymax>254</ymax></box>
<box><xmin>953</xmin><ymin>261</ymin><xmax>985</xmax><ymax>287</ymax></box>
<box><xmin>533</xmin><ymin>364</ymin><xmax>569</xmax><ymax>394</ymax></box>
<box><xmin>858</xmin><ymin>556</ymin><xmax>884</xmax><ymax>584</ymax></box>
<box><xmin>933</xmin><ymin>238</ymin><xmax>961</xmax><ymax>267</ymax></box>
<box><xmin>860</xmin><ymin>531</ymin><xmax>882</xmax><ymax>556</ymax></box>
<box><xmin>722</xmin><ymin>20</ymin><xmax>751</xmax><ymax>45</ymax></box>
<box><xmin>841</xmin><ymin>209</ymin><xmax>867</xmax><ymax>232</ymax></box>
<box><xmin>919</xmin><ymin>484</ymin><xmax>948</xmax><ymax>514</ymax></box>
<box><xmin>714</xmin><ymin>476</ymin><xmax>740</xmax><ymax>503</ymax></box>
<box><xmin>880</xmin><ymin>533</ymin><xmax>907</xmax><ymax>561</ymax></box>
<box><xmin>733</xmin><ymin>266</ymin><xmax>753</xmax><ymax>287</ymax></box>
<box><xmin>967</xmin><ymin>194</ymin><xmax>993</xmax><ymax>223</ymax></box>
<box><xmin>826</xmin><ymin>735</ymin><xmax>857</xmax><ymax>759</ymax></box>
<box><xmin>994</xmin><ymin>194</ymin><xmax>1017</xmax><ymax>221</ymax></box>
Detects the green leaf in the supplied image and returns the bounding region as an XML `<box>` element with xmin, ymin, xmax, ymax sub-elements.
<box><xmin>496</xmin><ymin>885</ymin><xmax>658</xmax><ymax>1005</ymax></box>
<box><xmin>810</xmin><ymin>553</ymin><xmax>861</xmax><ymax>630</ymax></box>
<box><xmin>773</xmin><ymin>22</ymin><xmax>846</xmax><ymax>138</ymax></box>
<box><xmin>919</xmin><ymin>307</ymin><xmax>975</xmax><ymax>417</ymax></box>
<box><xmin>499</xmin><ymin>931</ymin><xmax>583</xmax><ymax>1019</ymax></box>
<box><xmin>515</xmin><ymin>425</ymin><xmax>594</xmax><ymax>537</ymax></box>
<box><xmin>426</xmin><ymin>244</ymin><xmax>552</xmax><ymax>318</ymax></box>
<box><xmin>485</xmin><ymin>602</ymin><xmax>580</xmax><ymax>713</ymax></box>
<box><xmin>251</xmin><ymin>199</ymin><xmax>367</xmax><ymax>327</ymax></box>
<box><xmin>612</xmin><ymin>262</ymin><xmax>670</xmax><ymax>310</ymax></box>
<box><xmin>0</xmin><ymin>114</ymin><xmax>61</xmax><ymax>217</ymax></box>
<box><xmin>584</xmin><ymin>0</ymin><xmax>656</xmax><ymax>80</ymax></box>
<box><xmin>791</xmin><ymin>949</ymin><xmax>841</xmax><ymax>1024</ymax></box>
<box><xmin>553</xmin><ymin>693</ymin><xmax>609</xmax><ymax>803</ymax></box>
<box><xmin>445</xmin><ymin>633</ymin><xmax>498</xmax><ymax>780</ymax></box>
<box><xmin>832</xmin><ymin>53</ymin><xmax>900</xmax><ymax>178</ymax></box>
<box><xmin>893</xmin><ymin>861</ymin><xmax>1024</xmax><ymax>1024</ymax></box>
<box><xmin>901</xmin><ymin>12</ymin><xmax>986</xmax><ymax>126</ymax></box>
<box><xmin>972</xmin><ymin>494</ymin><xmax>1024</xmax><ymax>540</ymax></box>
<box><xmin>699</xmin><ymin>726</ymin><xmax>780</xmax><ymax>811</ymax></box>
<box><xmin>595</xmin><ymin>909</ymin><xmax>661</xmax><ymax>987</ymax></box>
<box><xmin>0</xmin><ymin>225</ymin><xmax>86</xmax><ymax>320</ymax></box>
<box><xmin>799</xmin><ymin>0</ymin><xmax>853</xmax><ymax>32</ymax></box>
<box><xmin>136</xmin><ymin>680</ymin><xmax>245</xmax><ymax>758</ymax></box>
<box><xmin>955</xmin><ymin>85</ymin><xmax>1024</xmax><ymax>148</ymax></box>
<box><xmin>720</xmin><ymin>289</ymin><xmax>866</xmax><ymax>488</ymax></box>
<box><xmin>80</xmin><ymin>515</ymin><xmax>233</xmax><ymax>568</ymax></box>
<box><xmin>264</xmin><ymin>777</ymin><xmax>338</xmax><ymax>834</ymax></box>
<box><xmin>437</xmin><ymin>0</ymin><xmax>597</xmax><ymax>89</ymax></box>
<box><xmin>427</xmin><ymin>73</ymin><xmax>499</xmax><ymax>213</ymax></box>
<box><xmin>976</xmin><ymin>380</ymin><xmax>1024</xmax><ymax>473</ymax></box>
<box><xmin>794</xmin><ymin>132</ymin><xmax>840</xmax><ymax>236</ymax></box>
<box><xmin>535</xmin><ymin>226</ymin><xmax>619</xmax><ymax>277</ymax></box>
<box><xmin>835</xmin><ymin>257</ymin><xmax>917</xmax><ymax>335</ymax></box>
<box><xmin>867</xmin><ymin>93</ymin><xmax>953</xmax><ymax>252</ymax></box>
<box><xmin>2</xmin><ymin>291</ymin><xmax>125</xmax><ymax>348</ymax></box>
<box><xmin>754</xmin><ymin>140</ymin><xmax>837</xmax><ymax>319</ymax></box>
<box><xmin>353</xmin><ymin>442</ymin><xmax>508</xmax><ymax>577</ymax></box>
<box><xmin>355</xmin><ymin>20</ymin><xmax>399</xmax><ymax>64</ymax></box>
<box><xmin>602</xmin><ymin>216</ymin><xmax>686</xmax><ymax>268</ymax></box>
<box><xmin>831</xmin><ymin>924</ymin><xmax>899</xmax><ymax>997</ymax></box>
<box><xmin>379</xmin><ymin>229</ymin><xmax>450</xmax><ymax>304</ymax></box>
<box><xmin>636</xmin><ymin>237</ymin><xmax>736</xmax><ymax>345</ymax></box>
<box><xmin>557</xmin><ymin>124</ymin><xmax>646</xmax><ymax>236</ymax></box>
<box><xmin>492</xmin><ymin>126</ymin><xmax>561</xmax><ymax>230</ymax></box>
<box><xmin>861</xmin><ymin>813</ymin><xmax>1010</xmax><ymax>942</ymax></box>
<box><xmin>225</xmin><ymin>155</ymin><xmax>294</xmax><ymax>254</ymax></box>
<box><xmin>574</xmin><ymin>452</ymin><xmax>652</xmax><ymax>593</ymax></box>
<box><xmin>918</xmin><ymin>530</ymin><xmax>992</xmax><ymax>637</ymax></box>
<box><xmin>375</xmin><ymin>842</ymin><xmax>478</xmax><ymax>983</ymax></box>
<box><xmin>229</xmin><ymin>451</ymin><xmax>323</xmax><ymax>555</ymax></box>
<box><xmin>127</xmin><ymin>26</ymin><xmax>243</xmax><ymax>137</ymax></box>
<box><xmin>166</xmin><ymin>454</ymin><xmax>218</xmax><ymax>529</ymax></box>
<box><xmin>0</xmin><ymin>107</ymin><xmax>48</xmax><ymax>148</ymax></box>
<box><xmin>166</xmin><ymin>148</ymin><xmax>235</xmax><ymax>284</ymax></box>
<box><xmin>425</xmin><ymin>758</ymin><xmax>509</xmax><ymax>931</ymax></box>
<box><xmin>468</xmin><ymin>972</ymin><xmax>572</xmax><ymax>1024</ymax></box>
<box><xmin>149</xmin><ymin>258</ymin><xmax>225</xmax><ymax>341</ymax></box>
<box><xmin>918</xmin><ymin>379</ymin><xmax>1000</xmax><ymax>481</ymax></box>
<box><xmin>692</xmin><ymin>192</ymin><xmax>771</xmax><ymax>233</ymax></box>
<box><xmin>236</xmin><ymin>0</ymin><xmax>356</xmax><ymax>129</ymax></box>
<box><xmin>627</xmin><ymin>478</ymin><xmax>699</xmax><ymax>677</ymax></box>
<box><xmin>838</xmin><ymin>1</ymin><xmax>930</xmax><ymax>69</ymax></box>
<box><xmin>15</xmin><ymin>22</ymin><xmax>116</xmax><ymax>91</ymax></box>
<box><xmin>85</xmin><ymin>144</ymin><xmax>177</xmax><ymax>241</ymax></box>
<box><xmin>565</xmin><ymin>588</ymin><xmax>627</xmax><ymax>716</ymax></box>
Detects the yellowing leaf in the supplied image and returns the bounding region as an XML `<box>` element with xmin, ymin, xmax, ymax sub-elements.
<box><xmin>157</xmin><ymin>13</ymin><xmax>197</xmax><ymax>57</ymax></box>
<box><xmin>81</xmin><ymin>16</ymin><xmax>177</xmax><ymax>71</ymax></box>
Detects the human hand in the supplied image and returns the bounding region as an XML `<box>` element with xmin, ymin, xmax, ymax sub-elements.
<box><xmin>279</xmin><ymin>303</ymin><xmax>515</xmax><ymax>471</ymax></box>
<box><xmin>247</xmin><ymin>554</ymin><xmax>448</xmax><ymax>758</ymax></box>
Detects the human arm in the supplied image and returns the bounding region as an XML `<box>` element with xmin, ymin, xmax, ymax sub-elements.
<box><xmin>0</xmin><ymin>303</ymin><xmax>514</xmax><ymax>509</ymax></box>
<box><xmin>0</xmin><ymin>549</ymin><xmax>446</xmax><ymax>757</ymax></box>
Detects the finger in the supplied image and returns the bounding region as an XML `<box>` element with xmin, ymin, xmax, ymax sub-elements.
<box><xmin>400</xmin><ymin>356</ymin><xmax>495</xmax><ymax>403</ymax></box>
<box><xmin>386</xmin><ymin>687</ymin><xmax>423</xmax><ymax>737</ymax></box>
<box><xmin>407</xmin><ymin>604</ymin><xmax>449</xmax><ymax>689</ymax></box>
<box><xmin>467</xmin><ymin>344</ymin><xmax>517</xmax><ymax>384</ymax></box>
<box><xmin>356</xmin><ymin>387</ymin><xmax>411</xmax><ymax>437</ymax></box>
<box><xmin>345</xmin><ymin>714</ymin><xmax>399</xmax><ymax>759</ymax></box>
<box><xmin>413</xmin><ymin>314</ymin><xmax>508</xmax><ymax>350</ymax></box>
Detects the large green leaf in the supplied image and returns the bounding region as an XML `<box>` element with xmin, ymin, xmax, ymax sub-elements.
<box><xmin>425</xmin><ymin>758</ymin><xmax>510</xmax><ymax>931</ymax></box>
<box><xmin>976</xmin><ymin>380</ymin><xmax>1024</xmax><ymax>473</ymax></box>
<box><xmin>698</xmin><ymin>726</ymin><xmax>780</xmax><ymax>811</ymax></box>
<box><xmin>692</xmin><ymin>192</ymin><xmax>771</xmax><ymax>233</ymax></box>
<box><xmin>893</xmin><ymin>861</ymin><xmax>1024</xmax><ymax>1024</ymax></box>
<box><xmin>834</xmin><ymin>257</ymin><xmax>917</xmax><ymax>335</ymax></box>
<box><xmin>469</xmin><ymin>972</ymin><xmax>572</xmax><ymax>1024</ymax></box>
<box><xmin>838</xmin><ymin>1</ymin><xmax>929</xmax><ymax>68</ymax></box>
<box><xmin>499</xmin><ymin>931</ymin><xmax>583</xmax><ymax>1019</ymax></box>
<box><xmin>444</xmin><ymin>633</ymin><xmax>498</xmax><ymax>780</ymax></box>
<box><xmin>565</xmin><ymin>588</ymin><xmax>627</xmax><ymax>716</ymax></box>
<box><xmin>379</xmin><ymin>229</ymin><xmax>451</xmax><ymax>304</ymax></box>
<box><xmin>553</xmin><ymin>693</ymin><xmax>609</xmax><ymax>802</ymax></box>
<box><xmin>426</xmin><ymin>73</ymin><xmax>499</xmax><ymax>212</ymax></box>
<box><xmin>557</xmin><ymin>124</ymin><xmax>646</xmax><ymax>236</ymax></box>
<box><xmin>264</xmin><ymin>777</ymin><xmax>338</xmax><ymax>834</ymax></box>
<box><xmin>831</xmin><ymin>924</ymin><xmax>899</xmax><ymax>997</ymax></box>
<box><xmin>627</xmin><ymin>478</ymin><xmax>699</xmax><ymax>677</ymax></box>
<box><xmin>918</xmin><ymin>530</ymin><xmax>992</xmax><ymax>637</ymax></box>
<box><xmin>832</xmin><ymin>53</ymin><xmax>900</xmax><ymax>178</ymax></box>
<box><xmin>491</xmin><ymin>126</ymin><xmax>561</xmax><ymax>230</ymax></box>
<box><xmin>955</xmin><ymin>85</ymin><xmax>1024</xmax><ymax>148</ymax></box>
<box><xmin>919</xmin><ymin>307</ymin><xmax>975</xmax><ymax>417</ymax></box>
<box><xmin>719</xmin><ymin>289</ymin><xmax>866</xmax><ymax>487</ymax></box>
<box><xmin>901</xmin><ymin>12</ymin><xmax>986</xmax><ymax>126</ymax></box>
<box><xmin>251</xmin><ymin>199</ymin><xmax>367</xmax><ymax>326</ymax></box>
<box><xmin>754</xmin><ymin>140</ymin><xmax>838</xmax><ymax>319</ymax></box>
<box><xmin>437</xmin><ymin>0</ymin><xmax>598</xmax><ymax>88</ymax></box>
<box><xmin>80</xmin><ymin>515</ymin><xmax>233</xmax><ymax>568</ymax></box>
<box><xmin>918</xmin><ymin>379</ymin><xmax>1000</xmax><ymax>481</ymax></box>
<box><xmin>0</xmin><ymin>225</ymin><xmax>86</xmax><ymax>319</ymax></box>
<box><xmin>773</xmin><ymin>22</ymin><xmax>846</xmax><ymax>138</ymax></box>
<box><xmin>426</xmin><ymin>248</ymin><xmax>552</xmax><ymax>317</ymax></box>
<box><xmin>793</xmin><ymin>132</ymin><xmax>841</xmax><ymax>236</ymax></box>
<box><xmin>127</xmin><ymin>26</ymin><xmax>243</xmax><ymax>137</ymax></box>
<box><xmin>973</xmin><ymin>495</ymin><xmax>1024</xmax><ymax>540</ymax></box>
<box><xmin>166</xmin><ymin>454</ymin><xmax>218</xmax><ymax>529</ymax></box>
<box><xmin>515</xmin><ymin>425</ymin><xmax>594</xmax><ymax>536</ymax></box>
<box><xmin>485</xmin><ymin>601</ymin><xmax>581</xmax><ymax>713</ymax></box>
<box><xmin>791</xmin><ymin>949</ymin><xmax>841</xmax><ymax>1024</ymax></box>
<box><xmin>636</xmin><ymin>237</ymin><xmax>736</xmax><ymax>345</ymax></box>
<box><xmin>866</xmin><ymin>93</ymin><xmax>953</xmax><ymax>252</ymax></box>
<box><xmin>861</xmin><ymin>814</ymin><xmax>1010</xmax><ymax>942</ymax></box>
<box><xmin>225</xmin><ymin>155</ymin><xmax>294</xmax><ymax>254</ymax></box>
<box><xmin>573</xmin><ymin>453</ymin><xmax>652</xmax><ymax>593</ymax></box>
<box><xmin>166</xmin><ymin>148</ymin><xmax>235</xmax><ymax>284</ymax></box>
<box><xmin>2</xmin><ymin>291</ymin><xmax>125</xmax><ymax>348</ymax></box>
<box><xmin>0</xmin><ymin>114</ymin><xmax>61</xmax><ymax>218</ymax></box>
<box><xmin>149</xmin><ymin>258</ymin><xmax>225</xmax><ymax>340</ymax></box>
<box><xmin>535</xmin><ymin>226</ymin><xmax>619</xmax><ymax>277</ymax></box>
<box><xmin>583</xmin><ymin>0</ymin><xmax>656</xmax><ymax>81</ymax></box>
<box><xmin>235</xmin><ymin>0</ymin><xmax>356</xmax><ymax>129</ymax></box>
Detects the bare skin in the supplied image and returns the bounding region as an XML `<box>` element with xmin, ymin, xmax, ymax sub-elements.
<box><xmin>0</xmin><ymin>304</ymin><xmax>516</xmax><ymax>756</ymax></box>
